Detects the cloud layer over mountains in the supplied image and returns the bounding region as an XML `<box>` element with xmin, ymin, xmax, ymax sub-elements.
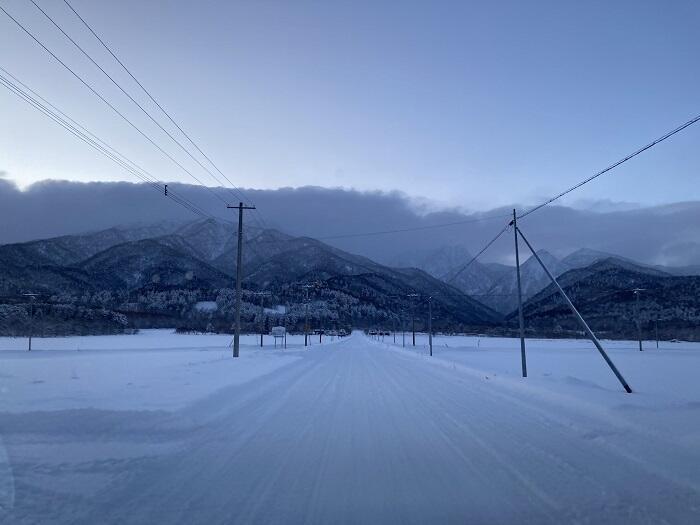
<box><xmin>2</xmin><ymin>178</ymin><xmax>699</xmax><ymax>267</ymax></box>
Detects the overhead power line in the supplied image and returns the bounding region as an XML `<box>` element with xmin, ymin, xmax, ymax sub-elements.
<box><xmin>60</xmin><ymin>0</ymin><xmax>269</xmax><ymax>231</ymax></box>
<box><xmin>28</xmin><ymin>0</ymin><xmax>249</xmax><ymax>208</ymax></box>
<box><xmin>0</xmin><ymin>3</ymin><xmax>228</xmax><ymax>208</ymax></box>
<box><xmin>0</xmin><ymin>66</ymin><xmax>216</xmax><ymax>220</ymax></box>
<box><xmin>518</xmin><ymin>112</ymin><xmax>700</xmax><ymax>219</ymax></box>
<box><xmin>60</xmin><ymin>0</ymin><xmax>254</xmax><ymax>206</ymax></box>
<box><xmin>313</xmin><ymin>213</ymin><xmax>511</xmax><ymax>240</ymax></box>
<box><xmin>250</xmin><ymin>212</ymin><xmax>511</xmax><ymax>245</ymax></box>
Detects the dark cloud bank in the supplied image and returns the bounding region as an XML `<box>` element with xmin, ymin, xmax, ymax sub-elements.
<box><xmin>1</xmin><ymin>179</ymin><xmax>699</xmax><ymax>267</ymax></box>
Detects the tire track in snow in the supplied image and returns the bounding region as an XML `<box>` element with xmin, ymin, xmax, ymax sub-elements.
<box><xmin>369</xmin><ymin>338</ymin><xmax>700</xmax><ymax>523</ymax></box>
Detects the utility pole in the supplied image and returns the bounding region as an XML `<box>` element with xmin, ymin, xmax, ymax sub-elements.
<box><xmin>393</xmin><ymin>316</ymin><xmax>396</xmax><ymax>344</ymax></box>
<box><xmin>253</xmin><ymin>291</ymin><xmax>271</xmax><ymax>347</ymax></box>
<box><xmin>511</xmin><ymin>210</ymin><xmax>527</xmax><ymax>377</ymax></box>
<box><xmin>408</xmin><ymin>293</ymin><xmax>419</xmax><ymax>346</ymax></box>
<box><xmin>427</xmin><ymin>296</ymin><xmax>433</xmax><ymax>357</ymax></box>
<box><xmin>302</xmin><ymin>284</ymin><xmax>315</xmax><ymax>347</ymax></box>
<box><xmin>305</xmin><ymin>300</ymin><xmax>309</xmax><ymax>346</ymax></box>
<box><xmin>655</xmin><ymin>316</ymin><xmax>659</xmax><ymax>349</ymax></box>
<box><xmin>23</xmin><ymin>293</ymin><xmax>39</xmax><ymax>352</ymax></box>
<box><xmin>631</xmin><ymin>288</ymin><xmax>645</xmax><ymax>351</ymax></box>
<box><xmin>402</xmin><ymin>309</ymin><xmax>406</xmax><ymax>347</ymax></box>
<box><xmin>260</xmin><ymin>293</ymin><xmax>264</xmax><ymax>347</ymax></box>
<box><xmin>228</xmin><ymin>202</ymin><xmax>256</xmax><ymax>358</ymax></box>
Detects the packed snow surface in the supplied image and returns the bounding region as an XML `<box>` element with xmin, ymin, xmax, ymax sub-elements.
<box><xmin>1</xmin><ymin>330</ymin><xmax>700</xmax><ymax>523</ymax></box>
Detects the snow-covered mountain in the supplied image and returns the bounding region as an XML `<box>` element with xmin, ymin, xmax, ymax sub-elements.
<box><xmin>392</xmin><ymin>245</ymin><xmax>700</xmax><ymax>314</ymax></box>
<box><xmin>516</xmin><ymin>258</ymin><xmax>700</xmax><ymax>340</ymax></box>
<box><xmin>0</xmin><ymin>219</ymin><xmax>499</xmax><ymax>335</ymax></box>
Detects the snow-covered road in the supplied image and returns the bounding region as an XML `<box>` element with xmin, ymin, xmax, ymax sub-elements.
<box><xmin>3</xmin><ymin>332</ymin><xmax>700</xmax><ymax>523</ymax></box>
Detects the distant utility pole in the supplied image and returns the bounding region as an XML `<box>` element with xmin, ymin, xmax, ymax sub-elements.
<box><xmin>253</xmin><ymin>291</ymin><xmax>272</xmax><ymax>347</ymax></box>
<box><xmin>655</xmin><ymin>316</ymin><xmax>659</xmax><ymax>349</ymax></box>
<box><xmin>511</xmin><ymin>210</ymin><xmax>527</xmax><ymax>378</ymax></box>
<box><xmin>23</xmin><ymin>293</ymin><xmax>39</xmax><ymax>351</ymax></box>
<box><xmin>228</xmin><ymin>202</ymin><xmax>256</xmax><ymax>358</ymax></box>
<box><xmin>631</xmin><ymin>288</ymin><xmax>646</xmax><ymax>351</ymax></box>
<box><xmin>408</xmin><ymin>293</ymin><xmax>419</xmax><ymax>346</ymax></box>
<box><xmin>302</xmin><ymin>284</ymin><xmax>315</xmax><ymax>347</ymax></box>
<box><xmin>427</xmin><ymin>296</ymin><xmax>433</xmax><ymax>357</ymax></box>
<box><xmin>401</xmin><ymin>309</ymin><xmax>406</xmax><ymax>347</ymax></box>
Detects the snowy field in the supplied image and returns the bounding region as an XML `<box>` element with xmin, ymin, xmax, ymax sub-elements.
<box><xmin>0</xmin><ymin>330</ymin><xmax>332</xmax><ymax>412</ymax></box>
<box><xmin>1</xmin><ymin>330</ymin><xmax>700</xmax><ymax>523</ymax></box>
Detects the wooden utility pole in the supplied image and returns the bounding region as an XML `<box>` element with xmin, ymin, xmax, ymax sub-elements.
<box><xmin>511</xmin><ymin>210</ymin><xmax>527</xmax><ymax>377</ymax></box>
<box><xmin>22</xmin><ymin>293</ymin><xmax>39</xmax><ymax>351</ymax></box>
<box><xmin>408</xmin><ymin>293</ymin><xmax>419</xmax><ymax>346</ymax></box>
<box><xmin>260</xmin><ymin>293</ymin><xmax>265</xmax><ymax>347</ymax></box>
<box><xmin>427</xmin><ymin>296</ymin><xmax>433</xmax><ymax>357</ymax></box>
<box><xmin>228</xmin><ymin>202</ymin><xmax>256</xmax><ymax>358</ymax></box>
<box><xmin>655</xmin><ymin>316</ymin><xmax>659</xmax><ymax>349</ymax></box>
<box><xmin>632</xmin><ymin>288</ymin><xmax>645</xmax><ymax>351</ymax></box>
<box><xmin>253</xmin><ymin>291</ymin><xmax>271</xmax><ymax>347</ymax></box>
<box><xmin>302</xmin><ymin>284</ymin><xmax>315</xmax><ymax>347</ymax></box>
<box><xmin>402</xmin><ymin>309</ymin><xmax>406</xmax><ymax>347</ymax></box>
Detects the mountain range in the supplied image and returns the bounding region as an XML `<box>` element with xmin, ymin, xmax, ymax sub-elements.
<box><xmin>393</xmin><ymin>245</ymin><xmax>700</xmax><ymax>315</ymax></box>
<box><xmin>0</xmin><ymin>219</ymin><xmax>498</xmax><ymax>335</ymax></box>
<box><xmin>515</xmin><ymin>258</ymin><xmax>700</xmax><ymax>340</ymax></box>
<box><xmin>1</xmin><ymin>219</ymin><xmax>698</xmax><ymax>340</ymax></box>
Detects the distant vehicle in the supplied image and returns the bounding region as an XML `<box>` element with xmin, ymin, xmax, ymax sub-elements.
<box><xmin>368</xmin><ymin>330</ymin><xmax>377</xmax><ymax>336</ymax></box>
<box><xmin>338</xmin><ymin>329</ymin><xmax>348</xmax><ymax>337</ymax></box>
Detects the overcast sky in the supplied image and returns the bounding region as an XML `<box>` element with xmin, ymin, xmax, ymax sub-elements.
<box><xmin>2</xmin><ymin>179</ymin><xmax>700</xmax><ymax>268</ymax></box>
<box><xmin>1</xmin><ymin>0</ymin><xmax>699</xmax><ymax>211</ymax></box>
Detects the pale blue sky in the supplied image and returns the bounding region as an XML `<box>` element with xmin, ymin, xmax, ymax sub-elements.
<box><xmin>1</xmin><ymin>0</ymin><xmax>698</xmax><ymax>211</ymax></box>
